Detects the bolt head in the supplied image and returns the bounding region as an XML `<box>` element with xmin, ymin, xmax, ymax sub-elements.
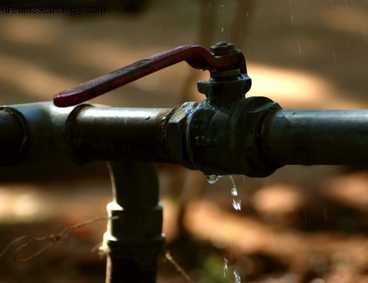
<box><xmin>210</xmin><ymin>41</ymin><xmax>238</xmax><ymax>56</ymax></box>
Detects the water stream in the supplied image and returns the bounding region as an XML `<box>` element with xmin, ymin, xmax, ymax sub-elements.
<box><xmin>207</xmin><ymin>175</ymin><xmax>243</xmax><ymax>282</ymax></box>
<box><xmin>229</xmin><ymin>176</ymin><xmax>242</xmax><ymax>211</ymax></box>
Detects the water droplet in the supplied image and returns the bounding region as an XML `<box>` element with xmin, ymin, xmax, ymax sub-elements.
<box><xmin>224</xmin><ymin>257</ymin><xmax>242</xmax><ymax>283</ymax></box>
<box><xmin>233</xmin><ymin>270</ymin><xmax>242</xmax><ymax>283</ymax></box>
<box><xmin>229</xmin><ymin>176</ymin><xmax>242</xmax><ymax>211</ymax></box>
<box><xmin>224</xmin><ymin>258</ymin><xmax>229</xmax><ymax>278</ymax></box>
<box><xmin>207</xmin><ymin>175</ymin><xmax>222</xmax><ymax>185</ymax></box>
<box><xmin>232</xmin><ymin>198</ymin><xmax>242</xmax><ymax>211</ymax></box>
<box><xmin>297</xmin><ymin>41</ymin><xmax>303</xmax><ymax>56</ymax></box>
<box><xmin>290</xmin><ymin>15</ymin><xmax>294</xmax><ymax>24</ymax></box>
<box><xmin>231</xmin><ymin>187</ymin><xmax>238</xmax><ymax>197</ymax></box>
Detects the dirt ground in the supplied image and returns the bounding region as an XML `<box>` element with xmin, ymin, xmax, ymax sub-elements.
<box><xmin>0</xmin><ymin>0</ymin><xmax>367</xmax><ymax>282</ymax></box>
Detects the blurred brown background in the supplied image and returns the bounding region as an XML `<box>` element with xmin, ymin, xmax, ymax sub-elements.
<box><xmin>0</xmin><ymin>0</ymin><xmax>367</xmax><ymax>282</ymax></box>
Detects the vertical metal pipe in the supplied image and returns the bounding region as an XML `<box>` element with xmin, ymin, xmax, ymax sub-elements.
<box><xmin>103</xmin><ymin>160</ymin><xmax>164</xmax><ymax>283</ymax></box>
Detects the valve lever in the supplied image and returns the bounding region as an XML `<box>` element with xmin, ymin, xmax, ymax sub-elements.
<box><xmin>53</xmin><ymin>43</ymin><xmax>247</xmax><ymax>107</ymax></box>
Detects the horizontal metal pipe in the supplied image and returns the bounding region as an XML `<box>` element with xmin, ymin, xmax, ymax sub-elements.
<box><xmin>0</xmin><ymin>102</ymin><xmax>89</xmax><ymax>181</ymax></box>
<box><xmin>4</xmin><ymin>102</ymin><xmax>368</xmax><ymax>178</ymax></box>
<box><xmin>69</xmin><ymin>106</ymin><xmax>173</xmax><ymax>162</ymax></box>
<box><xmin>261</xmin><ymin>109</ymin><xmax>368</xmax><ymax>166</ymax></box>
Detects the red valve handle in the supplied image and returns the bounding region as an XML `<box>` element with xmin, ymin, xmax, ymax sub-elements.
<box><xmin>53</xmin><ymin>44</ymin><xmax>247</xmax><ymax>107</ymax></box>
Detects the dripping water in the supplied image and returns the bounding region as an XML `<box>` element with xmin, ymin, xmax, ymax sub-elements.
<box><xmin>224</xmin><ymin>257</ymin><xmax>229</xmax><ymax>277</ymax></box>
<box><xmin>233</xmin><ymin>270</ymin><xmax>242</xmax><ymax>283</ymax></box>
<box><xmin>206</xmin><ymin>174</ymin><xmax>223</xmax><ymax>184</ymax></box>
<box><xmin>229</xmin><ymin>176</ymin><xmax>242</xmax><ymax>211</ymax></box>
<box><xmin>206</xmin><ymin>174</ymin><xmax>243</xmax><ymax>282</ymax></box>
<box><xmin>224</xmin><ymin>257</ymin><xmax>243</xmax><ymax>283</ymax></box>
<box><xmin>226</xmin><ymin>176</ymin><xmax>243</xmax><ymax>282</ymax></box>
